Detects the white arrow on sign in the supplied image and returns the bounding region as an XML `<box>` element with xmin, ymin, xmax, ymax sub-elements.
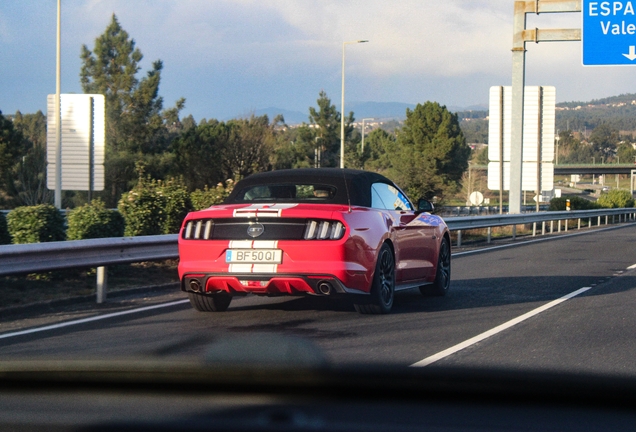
<box><xmin>623</xmin><ymin>46</ymin><xmax>636</xmax><ymax>61</ymax></box>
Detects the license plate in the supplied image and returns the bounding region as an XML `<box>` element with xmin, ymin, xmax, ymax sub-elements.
<box><xmin>225</xmin><ymin>249</ymin><xmax>282</xmax><ymax>264</ymax></box>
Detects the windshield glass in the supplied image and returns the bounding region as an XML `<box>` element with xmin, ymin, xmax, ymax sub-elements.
<box><xmin>5</xmin><ymin>5</ymin><xmax>636</xmax><ymax>430</ymax></box>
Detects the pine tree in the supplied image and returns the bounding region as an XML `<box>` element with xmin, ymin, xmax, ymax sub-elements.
<box><xmin>308</xmin><ymin>91</ymin><xmax>354</xmax><ymax>167</ymax></box>
<box><xmin>392</xmin><ymin>102</ymin><xmax>470</xmax><ymax>201</ymax></box>
<box><xmin>80</xmin><ymin>14</ymin><xmax>184</xmax><ymax>205</ymax></box>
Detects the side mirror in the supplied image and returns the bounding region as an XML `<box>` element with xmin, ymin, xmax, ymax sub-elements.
<box><xmin>416</xmin><ymin>198</ymin><xmax>434</xmax><ymax>214</ymax></box>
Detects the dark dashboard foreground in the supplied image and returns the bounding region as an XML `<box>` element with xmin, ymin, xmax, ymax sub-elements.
<box><xmin>1</xmin><ymin>362</ymin><xmax>635</xmax><ymax>431</ymax></box>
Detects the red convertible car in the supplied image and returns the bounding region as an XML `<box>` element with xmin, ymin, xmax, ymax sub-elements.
<box><xmin>178</xmin><ymin>168</ymin><xmax>450</xmax><ymax>314</ymax></box>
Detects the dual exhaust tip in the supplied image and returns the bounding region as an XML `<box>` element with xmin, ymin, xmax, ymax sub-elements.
<box><xmin>189</xmin><ymin>278</ymin><xmax>203</xmax><ymax>292</ymax></box>
<box><xmin>317</xmin><ymin>281</ymin><xmax>333</xmax><ymax>295</ymax></box>
<box><xmin>189</xmin><ymin>276</ymin><xmax>333</xmax><ymax>295</ymax></box>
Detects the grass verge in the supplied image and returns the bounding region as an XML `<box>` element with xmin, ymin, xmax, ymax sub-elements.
<box><xmin>0</xmin><ymin>259</ymin><xmax>179</xmax><ymax>309</ymax></box>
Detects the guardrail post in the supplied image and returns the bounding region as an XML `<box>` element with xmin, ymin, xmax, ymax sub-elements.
<box><xmin>96</xmin><ymin>266</ymin><xmax>107</xmax><ymax>304</ymax></box>
<box><xmin>487</xmin><ymin>227</ymin><xmax>492</xmax><ymax>243</ymax></box>
<box><xmin>612</xmin><ymin>215</ymin><xmax>615</xmax><ymax>224</ymax></box>
<box><xmin>512</xmin><ymin>225</ymin><xmax>516</xmax><ymax>240</ymax></box>
<box><xmin>598</xmin><ymin>216</ymin><xmax>601</xmax><ymax>226</ymax></box>
<box><xmin>578</xmin><ymin>218</ymin><xmax>581</xmax><ymax>230</ymax></box>
<box><xmin>588</xmin><ymin>217</ymin><xmax>592</xmax><ymax>227</ymax></box>
<box><xmin>565</xmin><ymin>219</ymin><xmax>568</xmax><ymax>232</ymax></box>
<box><xmin>457</xmin><ymin>230</ymin><xmax>462</xmax><ymax>247</ymax></box>
<box><xmin>532</xmin><ymin>222</ymin><xmax>536</xmax><ymax>236</ymax></box>
<box><xmin>558</xmin><ymin>220</ymin><xmax>561</xmax><ymax>232</ymax></box>
<box><xmin>542</xmin><ymin>221</ymin><xmax>545</xmax><ymax>235</ymax></box>
<box><xmin>605</xmin><ymin>215</ymin><xmax>608</xmax><ymax>225</ymax></box>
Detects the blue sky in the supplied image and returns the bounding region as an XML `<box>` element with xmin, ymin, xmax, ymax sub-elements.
<box><xmin>2</xmin><ymin>1</ymin><xmax>636</xmax><ymax>122</ymax></box>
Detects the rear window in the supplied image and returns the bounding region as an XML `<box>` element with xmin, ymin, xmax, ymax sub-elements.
<box><xmin>231</xmin><ymin>183</ymin><xmax>337</xmax><ymax>202</ymax></box>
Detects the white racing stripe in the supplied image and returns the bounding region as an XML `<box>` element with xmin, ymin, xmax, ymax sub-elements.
<box><xmin>0</xmin><ymin>299</ymin><xmax>190</xmax><ymax>341</ymax></box>
<box><xmin>410</xmin><ymin>286</ymin><xmax>592</xmax><ymax>367</ymax></box>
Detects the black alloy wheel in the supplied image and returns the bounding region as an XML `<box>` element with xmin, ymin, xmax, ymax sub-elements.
<box><xmin>355</xmin><ymin>243</ymin><xmax>395</xmax><ymax>314</ymax></box>
<box><xmin>420</xmin><ymin>237</ymin><xmax>451</xmax><ymax>297</ymax></box>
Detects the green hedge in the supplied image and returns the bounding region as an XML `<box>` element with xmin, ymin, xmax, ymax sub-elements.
<box><xmin>0</xmin><ymin>213</ymin><xmax>11</xmax><ymax>245</ymax></box>
<box><xmin>597</xmin><ymin>189</ymin><xmax>635</xmax><ymax>208</ymax></box>
<box><xmin>6</xmin><ymin>204</ymin><xmax>66</xmax><ymax>244</ymax></box>
<box><xmin>118</xmin><ymin>176</ymin><xmax>192</xmax><ymax>236</ymax></box>
<box><xmin>191</xmin><ymin>180</ymin><xmax>235</xmax><ymax>210</ymax></box>
<box><xmin>161</xmin><ymin>179</ymin><xmax>193</xmax><ymax>234</ymax></box>
<box><xmin>548</xmin><ymin>196</ymin><xmax>600</xmax><ymax>211</ymax></box>
<box><xmin>67</xmin><ymin>199</ymin><xmax>125</xmax><ymax>240</ymax></box>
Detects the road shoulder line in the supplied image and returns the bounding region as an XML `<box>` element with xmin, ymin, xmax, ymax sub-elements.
<box><xmin>0</xmin><ymin>299</ymin><xmax>190</xmax><ymax>341</ymax></box>
<box><xmin>410</xmin><ymin>286</ymin><xmax>592</xmax><ymax>367</ymax></box>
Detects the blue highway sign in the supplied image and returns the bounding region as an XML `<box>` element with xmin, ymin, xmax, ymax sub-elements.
<box><xmin>583</xmin><ymin>0</ymin><xmax>636</xmax><ymax>65</ymax></box>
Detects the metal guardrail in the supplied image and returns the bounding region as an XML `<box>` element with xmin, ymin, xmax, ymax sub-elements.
<box><xmin>0</xmin><ymin>235</ymin><xmax>178</xmax><ymax>277</ymax></box>
<box><xmin>444</xmin><ymin>208</ymin><xmax>635</xmax><ymax>231</ymax></box>
<box><xmin>0</xmin><ymin>208</ymin><xmax>634</xmax><ymax>303</ymax></box>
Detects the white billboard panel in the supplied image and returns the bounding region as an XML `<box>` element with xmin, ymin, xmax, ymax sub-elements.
<box><xmin>47</xmin><ymin>94</ymin><xmax>105</xmax><ymax>191</ymax></box>
<box><xmin>488</xmin><ymin>86</ymin><xmax>555</xmax><ymax>191</ymax></box>
<box><xmin>488</xmin><ymin>162</ymin><xmax>554</xmax><ymax>192</ymax></box>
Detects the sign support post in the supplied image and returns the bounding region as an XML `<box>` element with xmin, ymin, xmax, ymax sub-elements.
<box><xmin>510</xmin><ymin>0</ymin><xmax>581</xmax><ymax>213</ymax></box>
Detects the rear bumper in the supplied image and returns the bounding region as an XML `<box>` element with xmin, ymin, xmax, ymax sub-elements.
<box><xmin>181</xmin><ymin>273</ymin><xmax>368</xmax><ymax>296</ymax></box>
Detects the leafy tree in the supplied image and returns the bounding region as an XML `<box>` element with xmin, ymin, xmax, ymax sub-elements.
<box><xmin>390</xmin><ymin>102</ymin><xmax>471</xmax><ymax>201</ymax></box>
<box><xmin>616</xmin><ymin>141</ymin><xmax>636</xmax><ymax>164</ymax></box>
<box><xmin>11</xmin><ymin>111</ymin><xmax>52</xmax><ymax>206</ymax></box>
<box><xmin>80</xmin><ymin>14</ymin><xmax>185</xmax><ymax>205</ymax></box>
<box><xmin>170</xmin><ymin>119</ymin><xmax>229</xmax><ymax>191</ymax></box>
<box><xmin>361</xmin><ymin>128</ymin><xmax>396</xmax><ymax>172</ymax></box>
<box><xmin>224</xmin><ymin>115</ymin><xmax>276</xmax><ymax>179</ymax></box>
<box><xmin>0</xmin><ymin>110</ymin><xmax>25</xmax><ymax>205</ymax></box>
<box><xmin>589</xmin><ymin>123</ymin><xmax>620</xmax><ymax>159</ymax></box>
<box><xmin>271</xmin><ymin>125</ymin><xmax>314</xmax><ymax>170</ymax></box>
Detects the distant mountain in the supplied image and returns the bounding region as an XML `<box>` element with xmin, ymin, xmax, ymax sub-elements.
<box><xmin>558</xmin><ymin>93</ymin><xmax>636</xmax><ymax>109</ymax></box>
<box><xmin>233</xmin><ymin>107</ymin><xmax>308</xmax><ymax>125</ymax></box>
<box><xmin>346</xmin><ymin>101</ymin><xmax>415</xmax><ymax>120</ymax></box>
<box><xmin>237</xmin><ymin>101</ymin><xmax>491</xmax><ymax>125</ymax></box>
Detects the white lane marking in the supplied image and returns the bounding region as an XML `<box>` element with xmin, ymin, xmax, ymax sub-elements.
<box><xmin>628</xmin><ymin>264</ymin><xmax>636</xmax><ymax>270</ymax></box>
<box><xmin>0</xmin><ymin>299</ymin><xmax>190</xmax><ymax>341</ymax></box>
<box><xmin>453</xmin><ymin>223</ymin><xmax>636</xmax><ymax>257</ymax></box>
<box><xmin>410</xmin><ymin>286</ymin><xmax>592</xmax><ymax>367</ymax></box>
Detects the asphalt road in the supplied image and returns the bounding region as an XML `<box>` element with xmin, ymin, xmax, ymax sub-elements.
<box><xmin>2</xmin><ymin>223</ymin><xmax>636</xmax><ymax>376</ymax></box>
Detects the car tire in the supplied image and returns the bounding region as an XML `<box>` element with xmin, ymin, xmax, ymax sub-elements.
<box><xmin>188</xmin><ymin>292</ymin><xmax>232</xmax><ymax>312</ymax></box>
<box><xmin>419</xmin><ymin>237</ymin><xmax>451</xmax><ymax>297</ymax></box>
<box><xmin>354</xmin><ymin>243</ymin><xmax>395</xmax><ymax>314</ymax></box>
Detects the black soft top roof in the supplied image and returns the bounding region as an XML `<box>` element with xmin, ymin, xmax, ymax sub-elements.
<box><xmin>225</xmin><ymin>168</ymin><xmax>396</xmax><ymax>207</ymax></box>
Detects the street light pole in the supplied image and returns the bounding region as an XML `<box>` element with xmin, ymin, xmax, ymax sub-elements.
<box><xmin>361</xmin><ymin>118</ymin><xmax>373</xmax><ymax>152</ymax></box>
<box><xmin>54</xmin><ymin>0</ymin><xmax>62</xmax><ymax>209</ymax></box>
<box><xmin>340</xmin><ymin>40</ymin><xmax>368</xmax><ymax>169</ymax></box>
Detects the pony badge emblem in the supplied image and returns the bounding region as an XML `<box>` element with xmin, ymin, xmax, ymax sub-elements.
<box><xmin>247</xmin><ymin>223</ymin><xmax>265</xmax><ymax>238</ymax></box>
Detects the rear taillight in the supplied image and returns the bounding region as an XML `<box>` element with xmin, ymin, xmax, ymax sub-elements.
<box><xmin>183</xmin><ymin>219</ymin><xmax>214</xmax><ymax>239</ymax></box>
<box><xmin>303</xmin><ymin>220</ymin><xmax>345</xmax><ymax>240</ymax></box>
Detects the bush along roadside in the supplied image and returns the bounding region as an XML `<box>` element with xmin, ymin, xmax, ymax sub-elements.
<box><xmin>67</xmin><ymin>199</ymin><xmax>125</xmax><ymax>240</ymax></box>
<box><xmin>597</xmin><ymin>189</ymin><xmax>635</xmax><ymax>209</ymax></box>
<box><xmin>191</xmin><ymin>179</ymin><xmax>235</xmax><ymax>211</ymax></box>
<box><xmin>2</xmin><ymin>173</ymin><xmax>237</xmax><ymax>242</ymax></box>
<box><xmin>6</xmin><ymin>204</ymin><xmax>66</xmax><ymax>244</ymax></box>
<box><xmin>118</xmin><ymin>173</ymin><xmax>193</xmax><ymax>236</ymax></box>
<box><xmin>0</xmin><ymin>212</ymin><xmax>11</xmax><ymax>245</ymax></box>
<box><xmin>548</xmin><ymin>196</ymin><xmax>600</xmax><ymax>211</ymax></box>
